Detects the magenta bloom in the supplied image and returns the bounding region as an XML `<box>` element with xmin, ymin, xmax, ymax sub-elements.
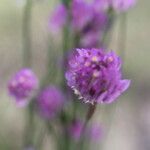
<box><xmin>112</xmin><ymin>0</ymin><xmax>136</xmax><ymax>12</ymax></box>
<box><xmin>68</xmin><ymin>120</ymin><xmax>83</xmax><ymax>140</ymax></box>
<box><xmin>49</xmin><ymin>4</ymin><xmax>67</xmax><ymax>32</ymax></box>
<box><xmin>66</xmin><ymin>48</ymin><xmax>130</xmax><ymax>104</ymax></box>
<box><xmin>37</xmin><ymin>86</ymin><xmax>64</xmax><ymax>119</ymax></box>
<box><xmin>8</xmin><ymin>69</ymin><xmax>38</xmax><ymax>106</ymax></box>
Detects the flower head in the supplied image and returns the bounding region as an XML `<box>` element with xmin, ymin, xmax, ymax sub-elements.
<box><xmin>66</xmin><ymin>48</ymin><xmax>130</xmax><ymax>104</ymax></box>
<box><xmin>8</xmin><ymin>69</ymin><xmax>38</xmax><ymax>106</ymax></box>
<box><xmin>37</xmin><ymin>86</ymin><xmax>64</xmax><ymax>119</ymax></box>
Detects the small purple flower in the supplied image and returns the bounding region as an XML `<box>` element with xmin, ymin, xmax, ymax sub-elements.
<box><xmin>68</xmin><ymin>120</ymin><xmax>83</xmax><ymax>140</ymax></box>
<box><xmin>71</xmin><ymin>0</ymin><xmax>108</xmax><ymax>47</ymax></box>
<box><xmin>71</xmin><ymin>0</ymin><xmax>93</xmax><ymax>31</ymax></box>
<box><xmin>111</xmin><ymin>0</ymin><xmax>136</xmax><ymax>12</ymax></box>
<box><xmin>8</xmin><ymin>69</ymin><xmax>38</xmax><ymax>106</ymax></box>
<box><xmin>66</xmin><ymin>48</ymin><xmax>130</xmax><ymax>104</ymax></box>
<box><xmin>37</xmin><ymin>86</ymin><xmax>64</xmax><ymax>119</ymax></box>
<box><xmin>88</xmin><ymin>124</ymin><xmax>102</xmax><ymax>141</ymax></box>
<box><xmin>49</xmin><ymin>4</ymin><xmax>67</xmax><ymax>32</ymax></box>
<box><xmin>79</xmin><ymin>11</ymin><xmax>108</xmax><ymax>47</ymax></box>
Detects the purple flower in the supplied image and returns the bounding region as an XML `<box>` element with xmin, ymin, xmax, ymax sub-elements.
<box><xmin>71</xmin><ymin>0</ymin><xmax>93</xmax><ymax>31</ymax></box>
<box><xmin>66</xmin><ymin>48</ymin><xmax>130</xmax><ymax>104</ymax></box>
<box><xmin>68</xmin><ymin>120</ymin><xmax>83</xmax><ymax>140</ymax></box>
<box><xmin>49</xmin><ymin>4</ymin><xmax>67</xmax><ymax>33</ymax></box>
<box><xmin>71</xmin><ymin>0</ymin><xmax>108</xmax><ymax>47</ymax></box>
<box><xmin>8</xmin><ymin>69</ymin><xmax>38</xmax><ymax>106</ymax></box>
<box><xmin>49</xmin><ymin>0</ymin><xmax>108</xmax><ymax>47</ymax></box>
<box><xmin>79</xmin><ymin>11</ymin><xmax>108</xmax><ymax>47</ymax></box>
<box><xmin>88</xmin><ymin>124</ymin><xmax>102</xmax><ymax>141</ymax></box>
<box><xmin>37</xmin><ymin>86</ymin><xmax>64</xmax><ymax>119</ymax></box>
<box><xmin>111</xmin><ymin>0</ymin><xmax>136</xmax><ymax>12</ymax></box>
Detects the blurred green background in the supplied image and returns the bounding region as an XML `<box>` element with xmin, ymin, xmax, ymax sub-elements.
<box><xmin>0</xmin><ymin>0</ymin><xmax>150</xmax><ymax>149</ymax></box>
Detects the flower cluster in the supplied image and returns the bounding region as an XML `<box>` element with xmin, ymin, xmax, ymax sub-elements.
<box><xmin>66</xmin><ymin>48</ymin><xmax>130</xmax><ymax>104</ymax></box>
<box><xmin>8</xmin><ymin>69</ymin><xmax>38</xmax><ymax>106</ymax></box>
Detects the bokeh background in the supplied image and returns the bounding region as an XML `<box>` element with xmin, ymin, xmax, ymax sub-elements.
<box><xmin>0</xmin><ymin>0</ymin><xmax>150</xmax><ymax>149</ymax></box>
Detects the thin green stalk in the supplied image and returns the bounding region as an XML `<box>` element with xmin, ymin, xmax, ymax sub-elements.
<box><xmin>22</xmin><ymin>1</ymin><xmax>35</xmax><ymax>148</ymax></box>
<box><xmin>46</xmin><ymin>122</ymin><xmax>65</xmax><ymax>150</ymax></box>
<box><xmin>78</xmin><ymin>103</ymin><xmax>97</xmax><ymax>150</ymax></box>
<box><xmin>22</xmin><ymin>0</ymin><xmax>33</xmax><ymax>67</ymax></box>
<box><xmin>23</xmin><ymin>101</ymin><xmax>35</xmax><ymax>148</ymax></box>
<box><xmin>35</xmin><ymin>127</ymin><xmax>46</xmax><ymax>150</ymax></box>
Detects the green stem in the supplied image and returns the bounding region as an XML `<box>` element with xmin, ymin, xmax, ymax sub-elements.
<box><xmin>22</xmin><ymin>0</ymin><xmax>35</xmax><ymax>149</ymax></box>
<box><xmin>23</xmin><ymin>101</ymin><xmax>35</xmax><ymax>148</ymax></box>
<box><xmin>46</xmin><ymin>122</ymin><xmax>64</xmax><ymax>150</ymax></box>
<box><xmin>22</xmin><ymin>0</ymin><xmax>33</xmax><ymax>67</ymax></box>
<box><xmin>35</xmin><ymin>127</ymin><xmax>46</xmax><ymax>150</ymax></box>
<box><xmin>78</xmin><ymin>103</ymin><xmax>97</xmax><ymax>150</ymax></box>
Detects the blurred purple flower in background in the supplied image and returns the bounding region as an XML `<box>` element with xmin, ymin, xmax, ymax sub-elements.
<box><xmin>8</xmin><ymin>69</ymin><xmax>38</xmax><ymax>107</ymax></box>
<box><xmin>49</xmin><ymin>4</ymin><xmax>67</xmax><ymax>33</ymax></box>
<box><xmin>37</xmin><ymin>86</ymin><xmax>64</xmax><ymax>119</ymax></box>
<box><xmin>71</xmin><ymin>0</ymin><xmax>93</xmax><ymax>31</ymax></box>
<box><xmin>49</xmin><ymin>0</ymin><xmax>108</xmax><ymax>47</ymax></box>
<box><xmin>68</xmin><ymin>120</ymin><xmax>84</xmax><ymax>140</ymax></box>
<box><xmin>68</xmin><ymin>120</ymin><xmax>102</xmax><ymax>141</ymax></box>
<box><xmin>66</xmin><ymin>48</ymin><xmax>130</xmax><ymax>104</ymax></box>
<box><xmin>88</xmin><ymin>124</ymin><xmax>102</xmax><ymax>141</ymax></box>
<box><xmin>71</xmin><ymin>0</ymin><xmax>108</xmax><ymax>47</ymax></box>
<box><xmin>80</xmin><ymin>11</ymin><xmax>108</xmax><ymax>48</ymax></box>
